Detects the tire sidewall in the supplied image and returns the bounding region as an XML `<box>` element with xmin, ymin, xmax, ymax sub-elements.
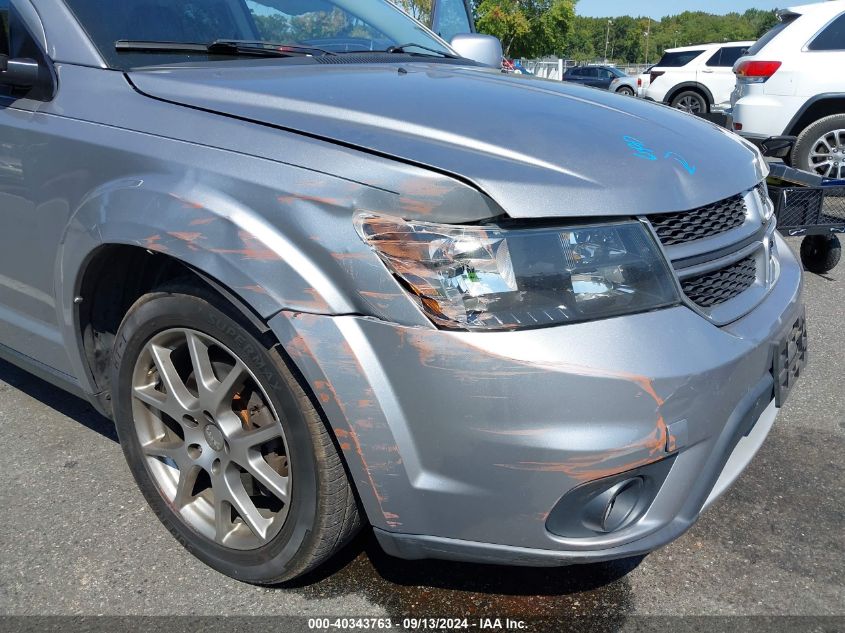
<box><xmin>111</xmin><ymin>292</ymin><xmax>319</xmax><ymax>583</ymax></box>
<box><xmin>793</xmin><ymin>114</ymin><xmax>845</xmax><ymax>176</ymax></box>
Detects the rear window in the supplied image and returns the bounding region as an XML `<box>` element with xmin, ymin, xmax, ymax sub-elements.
<box><xmin>655</xmin><ymin>50</ymin><xmax>704</xmax><ymax>67</ymax></box>
<box><xmin>746</xmin><ymin>14</ymin><xmax>798</xmax><ymax>55</ymax></box>
<box><xmin>808</xmin><ymin>12</ymin><xmax>845</xmax><ymax>51</ymax></box>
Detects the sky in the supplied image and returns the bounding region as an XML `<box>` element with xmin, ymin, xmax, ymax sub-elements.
<box><xmin>576</xmin><ymin>0</ymin><xmax>806</xmax><ymax>19</ymax></box>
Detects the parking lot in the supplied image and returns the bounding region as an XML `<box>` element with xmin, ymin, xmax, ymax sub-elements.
<box><xmin>0</xmin><ymin>238</ymin><xmax>842</xmax><ymax>626</ymax></box>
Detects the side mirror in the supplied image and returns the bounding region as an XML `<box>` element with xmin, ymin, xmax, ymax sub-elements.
<box><xmin>0</xmin><ymin>54</ymin><xmax>40</xmax><ymax>88</ymax></box>
<box><xmin>449</xmin><ymin>34</ymin><xmax>503</xmax><ymax>68</ymax></box>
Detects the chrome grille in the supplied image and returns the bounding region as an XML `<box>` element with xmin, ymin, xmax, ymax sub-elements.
<box><xmin>681</xmin><ymin>256</ymin><xmax>757</xmax><ymax>308</ymax></box>
<box><xmin>648</xmin><ymin>192</ymin><xmax>748</xmax><ymax>246</ymax></box>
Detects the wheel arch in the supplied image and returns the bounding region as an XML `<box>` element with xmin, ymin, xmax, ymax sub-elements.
<box><xmin>56</xmin><ymin>174</ymin><xmax>354</xmax><ymax>409</ymax></box>
<box><xmin>69</xmin><ymin>242</ymin><xmax>383</xmax><ymax>526</ymax></box>
<box><xmin>69</xmin><ymin>244</ymin><xmax>284</xmax><ymax>414</ymax></box>
<box><xmin>56</xmin><ymin>178</ymin><xmax>389</xmax><ymax>528</ymax></box>
<box><xmin>784</xmin><ymin>94</ymin><xmax>845</xmax><ymax>136</ymax></box>
<box><xmin>665</xmin><ymin>82</ymin><xmax>714</xmax><ymax>106</ymax></box>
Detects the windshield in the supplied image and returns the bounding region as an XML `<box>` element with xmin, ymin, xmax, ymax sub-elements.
<box><xmin>63</xmin><ymin>0</ymin><xmax>453</xmax><ymax>69</ymax></box>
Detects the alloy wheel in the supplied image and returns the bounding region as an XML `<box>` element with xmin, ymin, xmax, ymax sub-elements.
<box><xmin>131</xmin><ymin>328</ymin><xmax>292</xmax><ymax>550</ymax></box>
<box><xmin>675</xmin><ymin>95</ymin><xmax>703</xmax><ymax>114</ymax></box>
<box><xmin>808</xmin><ymin>128</ymin><xmax>845</xmax><ymax>179</ymax></box>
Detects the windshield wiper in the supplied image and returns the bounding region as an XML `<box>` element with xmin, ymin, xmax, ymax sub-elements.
<box><xmin>115</xmin><ymin>39</ymin><xmax>336</xmax><ymax>58</ymax></box>
<box><xmin>383</xmin><ymin>43</ymin><xmax>459</xmax><ymax>59</ymax></box>
<box><xmin>211</xmin><ymin>39</ymin><xmax>337</xmax><ymax>57</ymax></box>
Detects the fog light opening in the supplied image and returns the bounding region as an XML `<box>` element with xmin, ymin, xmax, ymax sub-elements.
<box><xmin>545</xmin><ymin>456</ymin><xmax>675</xmax><ymax>539</ymax></box>
<box><xmin>601</xmin><ymin>477</ymin><xmax>644</xmax><ymax>532</ymax></box>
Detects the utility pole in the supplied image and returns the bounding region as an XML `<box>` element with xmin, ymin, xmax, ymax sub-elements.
<box><xmin>644</xmin><ymin>18</ymin><xmax>651</xmax><ymax>66</ymax></box>
<box><xmin>604</xmin><ymin>19</ymin><xmax>613</xmax><ymax>63</ymax></box>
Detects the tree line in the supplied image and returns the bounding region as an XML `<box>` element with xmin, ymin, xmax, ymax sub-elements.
<box><xmin>391</xmin><ymin>1</ymin><xmax>780</xmax><ymax>63</ymax></box>
<box><xmin>559</xmin><ymin>9</ymin><xmax>779</xmax><ymax>64</ymax></box>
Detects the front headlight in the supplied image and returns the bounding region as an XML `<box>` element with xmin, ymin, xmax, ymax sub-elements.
<box><xmin>354</xmin><ymin>214</ymin><xmax>680</xmax><ymax>330</ymax></box>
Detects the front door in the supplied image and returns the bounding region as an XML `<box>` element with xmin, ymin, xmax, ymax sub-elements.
<box><xmin>0</xmin><ymin>1</ymin><xmax>71</xmax><ymax>374</ymax></box>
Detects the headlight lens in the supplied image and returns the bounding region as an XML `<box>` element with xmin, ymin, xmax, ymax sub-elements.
<box><xmin>355</xmin><ymin>214</ymin><xmax>680</xmax><ymax>330</ymax></box>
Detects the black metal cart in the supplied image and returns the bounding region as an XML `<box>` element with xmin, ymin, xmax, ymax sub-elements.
<box><xmin>766</xmin><ymin>164</ymin><xmax>844</xmax><ymax>274</ymax></box>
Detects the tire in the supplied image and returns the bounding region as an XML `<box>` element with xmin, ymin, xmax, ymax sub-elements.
<box><xmin>800</xmin><ymin>235</ymin><xmax>842</xmax><ymax>274</ymax></box>
<box><xmin>111</xmin><ymin>284</ymin><xmax>360</xmax><ymax>584</ymax></box>
<box><xmin>670</xmin><ymin>90</ymin><xmax>709</xmax><ymax>115</ymax></box>
<box><xmin>791</xmin><ymin>114</ymin><xmax>845</xmax><ymax>179</ymax></box>
<box><xmin>616</xmin><ymin>86</ymin><xmax>635</xmax><ymax>96</ymax></box>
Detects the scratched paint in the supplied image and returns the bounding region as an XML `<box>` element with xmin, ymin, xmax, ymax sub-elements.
<box><xmin>142</xmin><ymin>234</ymin><xmax>168</xmax><ymax>252</ymax></box>
<box><xmin>277</xmin><ymin>193</ymin><xmax>347</xmax><ymax>207</ymax></box>
<box><xmin>189</xmin><ymin>217</ymin><xmax>216</xmax><ymax>226</ymax></box>
<box><xmin>209</xmin><ymin>230</ymin><xmax>280</xmax><ymax>261</ymax></box>
<box><xmin>167</xmin><ymin>192</ymin><xmax>204</xmax><ymax>209</ymax></box>
<box><xmin>392</xmin><ymin>326</ymin><xmax>674</xmax><ymax>482</ymax></box>
<box><xmin>274</xmin><ymin>312</ymin><xmax>405</xmax><ymax>529</ymax></box>
<box><xmin>167</xmin><ymin>231</ymin><xmax>203</xmax><ymax>243</ymax></box>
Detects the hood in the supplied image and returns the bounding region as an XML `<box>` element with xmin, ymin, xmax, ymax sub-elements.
<box><xmin>128</xmin><ymin>61</ymin><xmax>766</xmax><ymax>219</ymax></box>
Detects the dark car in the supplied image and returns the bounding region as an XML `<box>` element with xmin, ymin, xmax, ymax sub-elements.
<box><xmin>563</xmin><ymin>64</ymin><xmax>627</xmax><ymax>90</ymax></box>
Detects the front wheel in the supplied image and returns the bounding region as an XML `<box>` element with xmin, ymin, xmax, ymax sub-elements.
<box><xmin>670</xmin><ymin>90</ymin><xmax>709</xmax><ymax>115</ymax></box>
<box><xmin>111</xmin><ymin>285</ymin><xmax>360</xmax><ymax>583</ymax></box>
<box><xmin>616</xmin><ymin>86</ymin><xmax>635</xmax><ymax>96</ymax></box>
<box><xmin>800</xmin><ymin>235</ymin><xmax>841</xmax><ymax>274</ymax></box>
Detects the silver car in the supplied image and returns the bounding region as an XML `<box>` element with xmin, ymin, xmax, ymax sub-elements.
<box><xmin>609</xmin><ymin>73</ymin><xmax>638</xmax><ymax>96</ymax></box>
<box><xmin>0</xmin><ymin>0</ymin><xmax>806</xmax><ymax>583</ymax></box>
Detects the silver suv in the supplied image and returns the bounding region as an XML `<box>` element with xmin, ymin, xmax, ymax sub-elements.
<box><xmin>0</xmin><ymin>0</ymin><xmax>806</xmax><ymax>583</ymax></box>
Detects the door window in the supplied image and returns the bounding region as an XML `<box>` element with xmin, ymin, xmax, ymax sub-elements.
<box><xmin>432</xmin><ymin>0</ymin><xmax>471</xmax><ymax>42</ymax></box>
<box><xmin>706</xmin><ymin>46</ymin><xmax>747</xmax><ymax>67</ymax></box>
<box><xmin>0</xmin><ymin>0</ymin><xmax>9</xmax><ymax>56</ymax></box>
<box><xmin>809</xmin><ymin>13</ymin><xmax>845</xmax><ymax>51</ymax></box>
<box><xmin>389</xmin><ymin>1</ymin><xmax>432</xmax><ymax>26</ymax></box>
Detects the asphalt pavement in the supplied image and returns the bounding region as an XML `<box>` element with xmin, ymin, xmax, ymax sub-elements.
<box><xmin>0</xmin><ymin>238</ymin><xmax>842</xmax><ymax>628</ymax></box>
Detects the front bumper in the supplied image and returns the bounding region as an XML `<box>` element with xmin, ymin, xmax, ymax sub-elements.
<box><xmin>268</xmin><ymin>233</ymin><xmax>805</xmax><ymax>565</ymax></box>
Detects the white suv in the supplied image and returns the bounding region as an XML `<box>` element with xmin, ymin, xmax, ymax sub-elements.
<box><xmin>645</xmin><ymin>42</ymin><xmax>754</xmax><ymax>113</ymax></box>
<box><xmin>729</xmin><ymin>1</ymin><xmax>845</xmax><ymax>179</ymax></box>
